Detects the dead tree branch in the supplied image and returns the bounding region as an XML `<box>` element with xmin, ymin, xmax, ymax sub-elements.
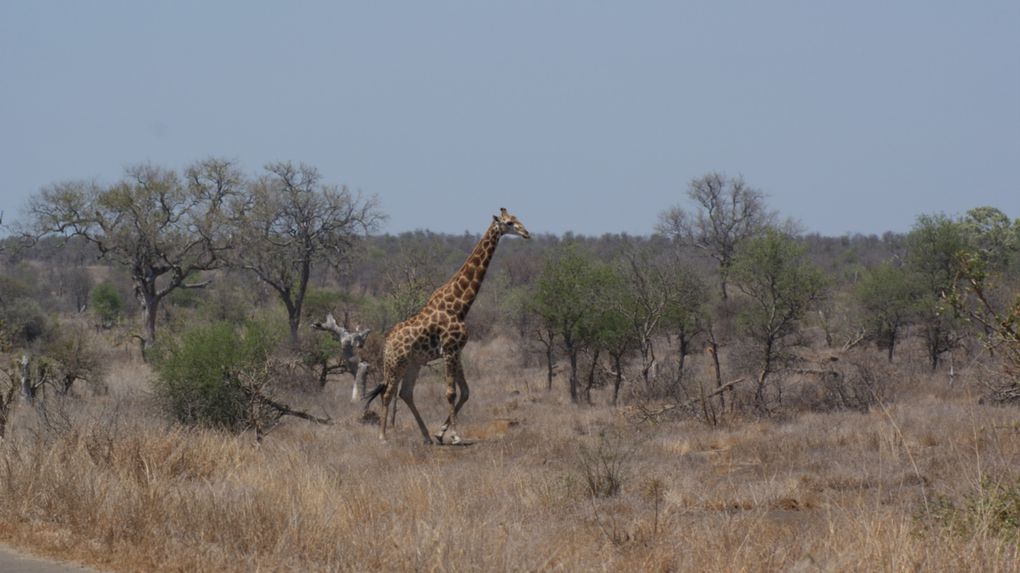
<box><xmin>632</xmin><ymin>377</ymin><xmax>746</xmax><ymax>423</ymax></box>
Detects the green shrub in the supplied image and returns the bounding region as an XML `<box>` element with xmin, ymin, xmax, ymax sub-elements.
<box><xmin>152</xmin><ymin>320</ymin><xmax>280</xmax><ymax>431</ymax></box>
<box><xmin>89</xmin><ymin>283</ymin><xmax>124</xmax><ymax>328</ymax></box>
<box><xmin>0</xmin><ymin>297</ymin><xmax>49</xmax><ymax>348</ymax></box>
<box><xmin>927</xmin><ymin>479</ymin><xmax>1020</xmax><ymax>541</ymax></box>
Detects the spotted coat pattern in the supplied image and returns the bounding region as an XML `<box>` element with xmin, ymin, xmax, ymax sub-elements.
<box><xmin>379</xmin><ymin>208</ymin><xmax>529</xmax><ymax>444</ymax></box>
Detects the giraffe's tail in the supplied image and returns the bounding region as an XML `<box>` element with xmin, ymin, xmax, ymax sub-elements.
<box><xmin>363</xmin><ymin>383</ymin><xmax>387</xmax><ymax>407</ymax></box>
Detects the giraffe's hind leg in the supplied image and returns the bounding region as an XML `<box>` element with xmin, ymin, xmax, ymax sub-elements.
<box><xmin>435</xmin><ymin>353</ymin><xmax>469</xmax><ymax>445</ymax></box>
<box><xmin>379</xmin><ymin>363</ymin><xmax>404</xmax><ymax>442</ymax></box>
<box><xmin>398</xmin><ymin>365</ymin><xmax>432</xmax><ymax>445</ymax></box>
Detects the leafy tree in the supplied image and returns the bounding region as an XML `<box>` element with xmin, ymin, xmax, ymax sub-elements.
<box><xmin>906</xmin><ymin>214</ymin><xmax>969</xmax><ymax>370</ymax></box>
<box><xmin>577</xmin><ymin>264</ymin><xmax>629</xmax><ymax>404</ymax></box>
<box><xmin>658</xmin><ymin>173</ymin><xmax>776</xmax><ymax>299</ymax></box>
<box><xmin>229</xmin><ymin>162</ymin><xmax>383</xmax><ymax>342</ymax></box>
<box><xmin>855</xmin><ymin>263</ymin><xmax>921</xmax><ymax>361</ymax></box>
<box><xmin>28</xmin><ymin>159</ymin><xmax>237</xmax><ymax>348</ymax></box>
<box><xmin>952</xmin><ymin>247</ymin><xmax>1020</xmax><ymax>401</ymax></box>
<box><xmin>531</xmin><ymin>245</ymin><xmax>612</xmax><ymax>402</ymax></box>
<box><xmin>588</xmin><ymin>269</ymin><xmax>638</xmax><ymax>405</ymax></box>
<box><xmin>662</xmin><ymin>266</ymin><xmax>709</xmax><ymax>384</ymax></box>
<box><xmin>503</xmin><ymin>283</ymin><xmax>558</xmax><ymax>390</ymax></box>
<box><xmin>959</xmin><ymin>207</ymin><xmax>1020</xmax><ymax>270</ymax></box>
<box><xmin>302</xmin><ymin>287</ymin><xmax>363</xmax><ymax>329</ymax></box>
<box><xmin>731</xmin><ymin>230</ymin><xmax>826</xmax><ymax>412</ymax></box>
<box><xmin>89</xmin><ymin>283</ymin><xmax>124</xmax><ymax>328</ymax></box>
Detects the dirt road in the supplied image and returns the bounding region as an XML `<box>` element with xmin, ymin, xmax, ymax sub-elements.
<box><xmin>0</xmin><ymin>544</ymin><xmax>104</xmax><ymax>573</ymax></box>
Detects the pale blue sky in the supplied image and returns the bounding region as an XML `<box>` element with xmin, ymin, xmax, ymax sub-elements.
<box><xmin>1</xmin><ymin>1</ymin><xmax>1018</xmax><ymax>236</ymax></box>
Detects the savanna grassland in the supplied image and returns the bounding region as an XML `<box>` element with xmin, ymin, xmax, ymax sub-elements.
<box><xmin>1</xmin><ymin>333</ymin><xmax>1018</xmax><ymax>573</ymax></box>
<box><xmin>1</xmin><ymin>167</ymin><xmax>1019</xmax><ymax>572</ymax></box>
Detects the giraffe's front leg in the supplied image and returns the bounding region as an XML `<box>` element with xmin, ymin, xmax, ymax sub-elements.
<box><xmin>435</xmin><ymin>353</ymin><xmax>468</xmax><ymax>445</ymax></box>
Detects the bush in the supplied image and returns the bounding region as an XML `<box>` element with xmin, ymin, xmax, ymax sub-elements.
<box><xmin>0</xmin><ymin>297</ymin><xmax>49</xmax><ymax>348</ymax></box>
<box><xmin>152</xmin><ymin>320</ymin><xmax>281</xmax><ymax>431</ymax></box>
<box><xmin>794</xmin><ymin>359</ymin><xmax>892</xmax><ymax>414</ymax></box>
<box><xmin>43</xmin><ymin>323</ymin><xmax>106</xmax><ymax>395</ymax></box>
<box><xmin>928</xmin><ymin>479</ymin><xmax>1020</xmax><ymax>541</ymax></box>
<box><xmin>89</xmin><ymin>283</ymin><xmax>124</xmax><ymax>328</ymax></box>
<box><xmin>575</xmin><ymin>430</ymin><xmax>632</xmax><ymax>498</ymax></box>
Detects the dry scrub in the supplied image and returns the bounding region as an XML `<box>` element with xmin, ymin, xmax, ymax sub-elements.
<box><xmin>1</xmin><ymin>339</ymin><xmax>1019</xmax><ymax>572</ymax></box>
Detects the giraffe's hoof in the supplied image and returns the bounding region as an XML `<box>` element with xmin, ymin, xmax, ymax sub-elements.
<box><xmin>450</xmin><ymin>434</ymin><xmax>463</xmax><ymax>445</ymax></box>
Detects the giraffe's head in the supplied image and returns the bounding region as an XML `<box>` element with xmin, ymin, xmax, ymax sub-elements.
<box><xmin>493</xmin><ymin>207</ymin><xmax>531</xmax><ymax>239</ymax></box>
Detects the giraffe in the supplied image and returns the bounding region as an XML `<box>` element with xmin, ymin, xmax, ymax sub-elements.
<box><xmin>372</xmin><ymin>207</ymin><xmax>530</xmax><ymax>444</ymax></box>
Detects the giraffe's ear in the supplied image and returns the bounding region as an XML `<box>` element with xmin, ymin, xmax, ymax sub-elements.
<box><xmin>493</xmin><ymin>215</ymin><xmax>500</xmax><ymax>223</ymax></box>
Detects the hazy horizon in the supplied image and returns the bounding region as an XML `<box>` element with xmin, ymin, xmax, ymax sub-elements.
<box><xmin>2</xmin><ymin>2</ymin><xmax>1018</xmax><ymax>237</ymax></box>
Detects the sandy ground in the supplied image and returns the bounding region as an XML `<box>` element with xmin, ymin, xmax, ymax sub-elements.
<box><xmin>0</xmin><ymin>544</ymin><xmax>105</xmax><ymax>573</ymax></box>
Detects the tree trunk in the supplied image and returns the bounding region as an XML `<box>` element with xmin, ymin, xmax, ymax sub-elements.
<box><xmin>353</xmin><ymin>362</ymin><xmax>369</xmax><ymax>402</ymax></box>
<box><xmin>288</xmin><ymin>312</ymin><xmax>301</xmax><ymax>344</ymax></box>
<box><xmin>698</xmin><ymin>375</ymin><xmax>716</xmax><ymax>426</ymax></box>
<box><xmin>544</xmin><ymin>336</ymin><xmax>555</xmax><ymax>391</ymax></box>
<box><xmin>293</xmin><ymin>259</ymin><xmax>311</xmax><ymax>343</ymax></box>
<box><xmin>755</xmin><ymin>340</ymin><xmax>773</xmax><ymax>412</ymax></box>
<box><xmin>819</xmin><ymin>310</ymin><xmax>833</xmax><ymax>348</ymax></box>
<box><xmin>755</xmin><ymin>368</ymin><xmax>769</xmax><ymax>413</ymax></box>
<box><xmin>928</xmin><ymin>331</ymin><xmax>940</xmax><ymax>371</ymax></box>
<box><xmin>676</xmin><ymin>334</ymin><xmax>689</xmax><ymax>386</ymax></box>
<box><xmin>18</xmin><ymin>355</ymin><xmax>35</xmax><ymax>404</ymax></box>
<box><xmin>639</xmin><ymin>339</ymin><xmax>656</xmax><ymax>389</ymax></box>
<box><xmin>318</xmin><ymin>362</ymin><xmax>330</xmax><ymax>388</ymax></box>
<box><xmin>612</xmin><ymin>354</ymin><xmax>623</xmax><ymax>406</ymax></box>
<box><xmin>584</xmin><ymin>349</ymin><xmax>600</xmax><ymax>405</ymax></box>
<box><xmin>136</xmin><ymin>276</ymin><xmax>161</xmax><ymax>354</ymax></box>
<box><xmin>144</xmin><ymin>303</ymin><xmax>158</xmax><ymax>350</ymax></box>
<box><xmin>709</xmin><ymin>341</ymin><xmax>725</xmax><ymax>411</ymax></box>
<box><xmin>278</xmin><ymin>288</ymin><xmax>302</xmax><ymax>345</ymax></box>
<box><xmin>567</xmin><ymin>344</ymin><xmax>579</xmax><ymax>403</ymax></box>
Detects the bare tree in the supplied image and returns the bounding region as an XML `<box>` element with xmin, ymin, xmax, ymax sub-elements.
<box><xmin>657</xmin><ymin>173</ymin><xmax>776</xmax><ymax>299</ymax></box>
<box><xmin>310</xmin><ymin>314</ymin><xmax>371</xmax><ymax>399</ymax></box>
<box><xmin>28</xmin><ymin>160</ymin><xmax>237</xmax><ymax>348</ymax></box>
<box><xmin>230</xmin><ymin>162</ymin><xmax>383</xmax><ymax>342</ymax></box>
<box><xmin>613</xmin><ymin>247</ymin><xmax>693</xmax><ymax>390</ymax></box>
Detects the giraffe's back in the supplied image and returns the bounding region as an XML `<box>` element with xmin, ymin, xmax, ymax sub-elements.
<box><xmin>383</xmin><ymin>312</ymin><xmax>468</xmax><ymax>371</ymax></box>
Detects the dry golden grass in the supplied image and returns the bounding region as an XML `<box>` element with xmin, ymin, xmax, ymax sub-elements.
<box><xmin>1</xmin><ymin>338</ymin><xmax>1019</xmax><ymax>572</ymax></box>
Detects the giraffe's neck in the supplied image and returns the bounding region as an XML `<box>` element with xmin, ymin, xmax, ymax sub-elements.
<box><xmin>428</xmin><ymin>221</ymin><xmax>501</xmax><ymax>319</ymax></box>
